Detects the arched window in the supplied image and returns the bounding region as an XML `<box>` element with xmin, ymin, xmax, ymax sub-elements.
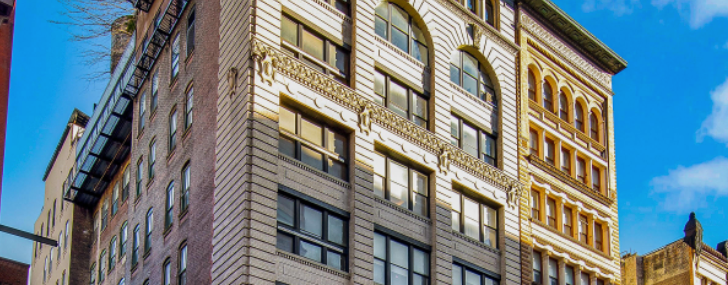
<box><xmin>527</xmin><ymin>71</ymin><xmax>536</xmax><ymax>101</ymax></box>
<box><xmin>542</xmin><ymin>81</ymin><xmax>554</xmax><ymax>113</ymax></box>
<box><xmin>590</xmin><ymin>113</ymin><xmax>600</xmax><ymax>141</ymax></box>
<box><xmin>559</xmin><ymin>92</ymin><xmax>569</xmax><ymax>121</ymax></box>
<box><xmin>375</xmin><ymin>2</ymin><xmax>428</xmax><ymax>65</ymax></box>
<box><xmin>575</xmin><ymin>102</ymin><xmax>585</xmax><ymax>131</ymax></box>
<box><xmin>450</xmin><ymin>50</ymin><xmax>497</xmax><ymax>105</ymax></box>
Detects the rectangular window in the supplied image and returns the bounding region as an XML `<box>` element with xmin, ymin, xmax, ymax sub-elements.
<box><xmin>145</xmin><ymin>209</ymin><xmax>153</xmax><ymax>253</ymax></box>
<box><xmin>544</xmin><ymin>138</ymin><xmax>555</xmax><ymax>166</ymax></box>
<box><xmin>594</xmin><ymin>223</ymin><xmax>604</xmax><ymax>252</ymax></box>
<box><xmin>546</xmin><ymin>198</ymin><xmax>556</xmax><ymax>228</ymax></box>
<box><xmin>88</xmin><ymin>263</ymin><xmax>94</xmax><ymax>284</ymax></box>
<box><xmin>166</xmin><ymin>183</ymin><xmax>174</xmax><ymax>229</ymax></box>
<box><xmin>181</xmin><ymin>164</ymin><xmax>190</xmax><ymax>212</ymax></box>
<box><xmin>533</xmin><ymin>251</ymin><xmax>542</xmax><ymax>284</ymax></box>
<box><xmin>151</xmin><ymin>71</ymin><xmax>159</xmax><ymax>112</ymax></box>
<box><xmin>120</xmin><ymin>223</ymin><xmax>128</xmax><ymax>257</ymax></box>
<box><xmin>565</xmin><ymin>265</ymin><xmax>575</xmax><ymax>285</ymax></box>
<box><xmin>579</xmin><ymin>214</ymin><xmax>589</xmax><ymax>244</ymax></box>
<box><xmin>186</xmin><ymin>8</ymin><xmax>195</xmax><ymax>57</ymax></box>
<box><xmin>531</xmin><ymin>190</ymin><xmax>540</xmax><ymax>220</ymax></box>
<box><xmin>450</xmin><ymin>188</ymin><xmax>499</xmax><ymax>248</ymax></box>
<box><xmin>171</xmin><ymin>34</ymin><xmax>180</xmax><ymax>79</ymax></box>
<box><xmin>137</xmin><ymin>159</ymin><xmax>144</xmax><ymax>197</ymax></box>
<box><xmin>581</xmin><ymin>273</ymin><xmax>591</xmax><ymax>285</ymax></box>
<box><xmin>164</xmin><ymin>259</ymin><xmax>171</xmax><ymax>285</ymax></box>
<box><xmin>529</xmin><ymin>129</ymin><xmax>539</xmax><ymax>156</ymax></box>
<box><xmin>561</xmin><ymin>147</ymin><xmax>571</xmax><ymax>174</ymax></box>
<box><xmin>52</xmin><ymin>201</ymin><xmax>56</xmax><ymax>226</ymax></box>
<box><xmin>122</xmin><ymin>166</ymin><xmax>130</xmax><ymax>202</ymax></box>
<box><xmin>99</xmin><ymin>251</ymin><xmax>106</xmax><ymax>282</ymax></box>
<box><xmin>101</xmin><ymin>200</ymin><xmax>108</xmax><ymax>231</ymax></box>
<box><xmin>132</xmin><ymin>225</ymin><xmax>140</xmax><ymax>265</ymax></box>
<box><xmin>597</xmin><ymin>279</ymin><xmax>605</xmax><ymax>285</ymax></box>
<box><xmin>279</xmin><ymin>105</ymin><xmax>349</xmax><ymax>180</ymax></box>
<box><xmin>64</xmin><ymin>222</ymin><xmax>69</xmax><ymax>249</ymax></box>
<box><xmin>139</xmin><ymin>92</ymin><xmax>147</xmax><ymax>130</ymax></box>
<box><xmin>327</xmin><ymin>0</ymin><xmax>350</xmax><ymax>15</ymax></box>
<box><xmin>112</xmin><ymin>183</ymin><xmax>119</xmax><ymax>216</ymax></box>
<box><xmin>563</xmin><ymin>206</ymin><xmax>573</xmax><ymax>236</ymax></box>
<box><xmin>109</xmin><ymin>237</ymin><xmax>117</xmax><ymax>270</ymax></box>
<box><xmin>373</xmin><ymin>152</ymin><xmax>428</xmax><ymax>216</ymax></box>
<box><xmin>149</xmin><ymin>141</ymin><xmax>156</xmax><ymax>179</ymax></box>
<box><xmin>451</xmin><ymin>115</ymin><xmax>498</xmax><ymax>167</ymax></box>
<box><xmin>577</xmin><ymin>157</ymin><xmax>586</xmax><ymax>183</ymax></box>
<box><xmin>185</xmin><ymin>87</ymin><xmax>193</xmax><ymax>129</ymax></box>
<box><xmin>280</xmin><ymin>15</ymin><xmax>350</xmax><ymax>85</ymax></box>
<box><xmin>374</xmin><ymin>70</ymin><xmax>429</xmax><ymax>127</ymax></box>
<box><xmin>276</xmin><ymin>192</ymin><xmax>348</xmax><ymax>271</ymax></box>
<box><xmin>548</xmin><ymin>258</ymin><xmax>558</xmax><ymax>285</ymax></box>
<box><xmin>179</xmin><ymin>245</ymin><xmax>187</xmax><ymax>285</ymax></box>
<box><xmin>170</xmin><ymin>110</ymin><xmax>178</xmax><ymax>150</ymax></box>
<box><xmin>592</xmin><ymin>166</ymin><xmax>602</xmax><ymax>192</ymax></box>
<box><xmin>373</xmin><ymin>232</ymin><xmax>429</xmax><ymax>285</ymax></box>
<box><xmin>452</xmin><ymin>263</ymin><xmax>498</xmax><ymax>285</ymax></box>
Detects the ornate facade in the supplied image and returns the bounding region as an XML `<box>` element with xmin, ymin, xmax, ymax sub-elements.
<box><xmin>516</xmin><ymin>1</ymin><xmax>627</xmax><ymax>285</ymax></box>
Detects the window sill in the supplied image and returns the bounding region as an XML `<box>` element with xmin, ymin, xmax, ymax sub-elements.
<box><xmin>143</xmin><ymin>249</ymin><xmax>151</xmax><ymax>260</ymax></box>
<box><xmin>167</xmin><ymin>147</ymin><xmax>177</xmax><ymax>162</ymax></box>
<box><xmin>182</xmin><ymin>126</ymin><xmax>192</xmax><ymax>142</ymax></box>
<box><xmin>170</xmin><ymin>75</ymin><xmax>179</xmax><ymax>90</ymax></box>
<box><xmin>278</xmin><ymin>154</ymin><xmax>351</xmax><ymax>189</ymax></box>
<box><xmin>185</xmin><ymin>51</ymin><xmax>194</xmax><ymax>64</ymax></box>
<box><xmin>276</xmin><ymin>250</ymin><xmax>350</xmax><ymax>278</ymax></box>
<box><xmin>163</xmin><ymin>225</ymin><xmax>173</xmax><ymax>237</ymax></box>
<box><xmin>131</xmin><ymin>263</ymin><xmax>138</xmax><ymax>273</ymax></box>
<box><xmin>137</xmin><ymin>127</ymin><xmax>145</xmax><ymax>139</ymax></box>
<box><xmin>179</xmin><ymin>208</ymin><xmax>189</xmax><ymax>220</ymax></box>
<box><xmin>372</xmin><ymin>196</ymin><xmax>430</xmax><ymax>224</ymax></box>
<box><xmin>451</xmin><ymin>230</ymin><xmax>500</xmax><ymax>255</ymax></box>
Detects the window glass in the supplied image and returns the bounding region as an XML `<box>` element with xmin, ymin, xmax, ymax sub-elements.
<box><xmin>390</xmin><ymin>5</ymin><xmax>408</xmax><ymax>31</ymax></box>
<box><xmin>276</xmin><ymin>232</ymin><xmax>294</xmax><ymax>252</ymax></box>
<box><xmin>280</xmin><ymin>107</ymin><xmax>296</xmax><ymax>133</ymax></box>
<box><xmin>300</xmin><ymin>240</ymin><xmax>323</xmax><ymax>262</ymax></box>
<box><xmin>302</xmin><ymin>30</ymin><xmax>325</xmax><ymax>61</ymax></box>
<box><xmin>301</xmin><ymin>205</ymin><xmax>323</xmax><ymax>237</ymax></box>
<box><xmin>277</xmin><ymin>195</ymin><xmax>295</xmax><ymax>226</ymax></box>
<box><xmin>281</xmin><ymin>17</ymin><xmax>298</xmax><ymax>44</ymax></box>
<box><xmin>328</xmin><ymin>215</ymin><xmax>345</xmax><ymax>245</ymax></box>
<box><xmin>466</xmin><ymin>270</ymin><xmax>481</xmax><ymax>285</ymax></box>
<box><xmin>453</xmin><ymin>264</ymin><xmax>463</xmax><ymax>285</ymax></box>
<box><xmin>301</xmin><ymin>118</ymin><xmax>323</xmax><ymax>145</ymax></box>
<box><xmin>565</xmin><ymin>266</ymin><xmax>575</xmax><ymax>285</ymax></box>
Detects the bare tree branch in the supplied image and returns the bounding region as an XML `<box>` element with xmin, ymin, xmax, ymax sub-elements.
<box><xmin>52</xmin><ymin>0</ymin><xmax>134</xmax><ymax>81</ymax></box>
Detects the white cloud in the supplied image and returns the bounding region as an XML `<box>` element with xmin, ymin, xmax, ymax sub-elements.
<box><xmin>582</xmin><ymin>0</ymin><xmax>641</xmax><ymax>16</ymax></box>
<box><xmin>652</xmin><ymin>0</ymin><xmax>728</xmax><ymax>28</ymax></box>
<box><xmin>698</xmin><ymin>78</ymin><xmax>728</xmax><ymax>145</ymax></box>
<box><xmin>651</xmin><ymin>157</ymin><xmax>728</xmax><ymax>213</ymax></box>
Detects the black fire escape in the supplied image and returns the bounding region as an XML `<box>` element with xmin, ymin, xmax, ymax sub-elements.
<box><xmin>64</xmin><ymin>0</ymin><xmax>189</xmax><ymax>208</ymax></box>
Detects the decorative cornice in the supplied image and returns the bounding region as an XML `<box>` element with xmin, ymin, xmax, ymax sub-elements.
<box><xmin>528</xmin><ymin>100</ymin><xmax>606</xmax><ymax>153</ymax></box>
<box><xmin>520</xmin><ymin>14</ymin><xmax>613</xmax><ymax>88</ymax></box>
<box><xmin>527</xmin><ymin>154</ymin><xmax>613</xmax><ymax>206</ymax></box>
<box><xmin>310</xmin><ymin>0</ymin><xmax>352</xmax><ymax>23</ymax></box>
<box><xmin>252</xmin><ymin>41</ymin><xmax>525</xmax><ymax>201</ymax></box>
<box><xmin>519</xmin><ymin>0</ymin><xmax>627</xmax><ymax>75</ymax></box>
<box><xmin>434</xmin><ymin>0</ymin><xmax>519</xmax><ymax>55</ymax></box>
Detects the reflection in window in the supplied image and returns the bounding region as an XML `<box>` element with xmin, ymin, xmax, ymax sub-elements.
<box><xmin>451</xmin><ymin>115</ymin><xmax>497</xmax><ymax>166</ymax></box>
<box><xmin>543</xmin><ymin>81</ymin><xmax>554</xmax><ymax>113</ymax></box>
<box><xmin>546</xmin><ymin>197</ymin><xmax>556</xmax><ymax>228</ymax></box>
<box><xmin>276</xmin><ymin>193</ymin><xmax>348</xmax><ymax>271</ymax></box>
<box><xmin>575</xmin><ymin>102</ymin><xmax>585</xmax><ymax>132</ymax></box>
<box><xmin>278</xmin><ymin>106</ymin><xmax>348</xmax><ymax>180</ymax></box>
<box><xmin>281</xmin><ymin>16</ymin><xmax>350</xmax><ymax>84</ymax></box>
<box><xmin>528</xmin><ymin>71</ymin><xmax>537</xmax><ymax>101</ymax></box>
<box><xmin>548</xmin><ymin>258</ymin><xmax>558</xmax><ymax>285</ymax></box>
<box><xmin>450</xmin><ymin>50</ymin><xmax>497</xmax><ymax>105</ymax></box>
<box><xmin>375</xmin><ymin>2</ymin><xmax>428</xmax><ymax>65</ymax></box>
<box><xmin>544</xmin><ymin>138</ymin><xmax>555</xmax><ymax>166</ymax></box>
<box><xmin>590</xmin><ymin>113</ymin><xmax>600</xmax><ymax>142</ymax></box>
<box><xmin>374</xmin><ymin>70</ymin><xmax>428</xmax><ymax>127</ymax></box>
<box><xmin>559</xmin><ymin>92</ymin><xmax>569</xmax><ymax>121</ymax></box>
<box><xmin>372</xmin><ymin>152</ymin><xmax>429</xmax><ymax>216</ymax></box>
<box><xmin>592</xmin><ymin>166</ymin><xmax>602</xmax><ymax>192</ymax></box>
<box><xmin>531</xmin><ymin>190</ymin><xmax>540</xmax><ymax>220</ymax></box>
<box><xmin>373</xmin><ymin>232</ymin><xmax>429</xmax><ymax>285</ymax></box>
<box><xmin>452</xmin><ymin>263</ymin><xmax>497</xmax><ymax>285</ymax></box>
<box><xmin>450</xmin><ymin>188</ymin><xmax>499</xmax><ymax>248</ymax></box>
<box><xmin>533</xmin><ymin>251</ymin><xmax>542</xmax><ymax>284</ymax></box>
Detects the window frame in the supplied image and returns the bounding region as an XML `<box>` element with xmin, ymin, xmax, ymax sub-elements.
<box><xmin>594</xmin><ymin>222</ymin><xmax>604</xmax><ymax>252</ymax></box>
<box><xmin>171</xmin><ymin>33</ymin><xmax>181</xmax><ymax>80</ymax></box>
<box><xmin>372</xmin><ymin>151</ymin><xmax>429</xmax><ymax>217</ymax></box>
<box><xmin>120</xmin><ymin>222</ymin><xmax>128</xmax><ymax>258</ymax></box>
<box><xmin>590</xmin><ymin>113</ymin><xmax>600</xmax><ymax>142</ymax></box>
<box><xmin>450</xmin><ymin>115</ymin><xmax>498</xmax><ymax>167</ymax></box>
<box><xmin>578</xmin><ymin>214</ymin><xmax>589</xmax><ymax>244</ymax></box>
<box><xmin>132</xmin><ymin>225</ymin><xmax>141</xmax><ymax>266</ymax></box>
<box><xmin>136</xmin><ymin>158</ymin><xmax>144</xmax><ymax>198</ymax></box>
<box><xmin>559</xmin><ymin>92</ymin><xmax>569</xmax><ymax>121</ymax></box>
<box><xmin>181</xmin><ymin>162</ymin><xmax>191</xmax><ymax>212</ymax></box>
<box><xmin>145</xmin><ymin>208</ymin><xmax>153</xmax><ymax>253</ymax></box>
<box><xmin>373</xmin><ymin>231</ymin><xmax>431</xmax><ymax>285</ymax></box>
<box><xmin>151</xmin><ymin>70</ymin><xmax>159</xmax><ymax>112</ymax></box>
<box><xmin>533</xmin><ymin>251</ymin><xmax>543</xmax><ymax>285</ymax></box>
<box><xmin>139</xmin><ymin>91</ymin><xmax>147</xmax><ymax>131</ymax></box>
<box><xmin>450</xmin><ymin>187</ymin><xmax>499</xmax><ymax>249</ymax></box>
<box><xmin>563</xmin><ymin>206</ymin><xmax>573</xmax><ymax>237</ymax></box>
<box><xmin>575</xmin><ymin>102</ymin><xmax>585</xmax><ymax>132</ymax></box>
<box><xmin>186</xmin><ymin>7</ymin><xmax>195</xmax><ymax>58</ymax></box>
<box><xmin>179</xmin><ymin>244</ymin><xmax>187</xmax><ymax>285</ymax></box>
<box><xmin>374</xmin><ymin>70</ymin><xmax>429</xmax><ymax>128</ymax></box>
<box><xmin>166</xmin><ymin>182</ymin><xmax>175</xmax><ymax>230</ymax></box>
<box><xmin>529</xmin><ymin>129</ymin><xmax>540</xmax><ymax>156</ymax></box>
<box><xmin>548</xmin><ymin>258</ymin><xmax>558</xmax><ymax>285</ymax></box>
<box><xmin>374</xmin><ymin>2</ymin><xmax>429</xmax><ymax>65</ymax></box>
<box><xmin>452</xmin><ymin>260</ymin><xmax>500</xmax><ymax>285</ymax></box>
<box><xmin>149</xmin><ymin>140</ymin><xmax>157</xmax><ymax>179</ymax></box>
<box><xmin>276</xmin><ymin>190</ymin><xmax>349</xmax><ymax>271</ymax></box>
<box><xmin>592</xmin><ymin>165</ymin><xmax>602</xmax><ymax>193</ymax></box>
<box><xmin>278</xmin><ymin>105</ymin><xmax>349</xmax><ymax>181</ymax></box>
<box><xmin>163</xmin><ymin>258</ymin><xmax>172</xmax><ymax>285</ymax></box>
<box><xmin>560</xmin><ymin>147</ymin><xmax>571</xmax><ymax>174</ymax></box>
<box><xmin>109</xmin><ymin>236</ymin><xmax>117</xmax><ymax>271</ymax></box>
<box><xmin>122</xmin><ymin>166</ymin><xmax>130</xmax><ymax>202</ymax></box>
<box><xmin>185</xmin><ymin>86</ymin><xmax>193</xmax><ymax>130</ymax></box>
<box><xmin>546</xmin><ymin>197</ymin><xmax>557</xmax><ymax>228</ymax></box>
<box><xmin>281</xmin><ymin>15</ymin><xmax>350</xmax><ymax>84</ymax></box>
<box><xmin>170</xmin><ymin>108</ymin><xmax>178</xmax><ymax>150</ymax></box>
<box><xmin>531</xmin><ymin>189</ymin><xmax>541</xmax><ymax>221</ymax></box>
<box><xmin>544</xmin><ymin>137</ymin><xmax>555</xmax><ymax>166</ymax></box>
<box><xmin>542</xmin><ymin>81</ymin><xmax>554</xmax><ymax>113</ymax></box>
<box><xmin>450</xmin><ymin>50</ymin><xmax>497</xmax><ymax>105</ymax></box>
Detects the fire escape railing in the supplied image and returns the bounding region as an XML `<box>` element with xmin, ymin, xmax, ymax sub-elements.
<box><xmin>64</xmin><ymin>0</ymin><xmax>190</xmax><ymax>207</ymax></box>
<box><xmin>129</xmin><ymin>0</ymin><xmax>153</xmax><ymax>12</ymax></box>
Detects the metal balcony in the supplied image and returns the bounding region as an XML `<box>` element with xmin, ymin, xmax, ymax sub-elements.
<box><xmin>129</xmin><ymin>0</ymin><xmax>153</xmax><ymax>12</ymax></box>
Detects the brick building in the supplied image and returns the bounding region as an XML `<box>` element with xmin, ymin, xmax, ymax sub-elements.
<box><xmin>622</xmin><ymin>213</ymin><xmax>728</xmax><ymax>285</ymax></box>
<box><xmin>0</xmin><ymin>256</ymin><xmax>29</xmax><ymax>285</ymax></box>
<box><xmin>51</xmin><ymin>0</ymin><xmax>627</xmax><ymax>284</ymax></box>
<box><xmin>0</xmin><ymin>0</ymin><xmax>15</xmax><ymax>207</ymax></box>
<box><xmin>30</xmin><ymin>109</ymin><xmax>91</xmax><ymax>285</ymax></box>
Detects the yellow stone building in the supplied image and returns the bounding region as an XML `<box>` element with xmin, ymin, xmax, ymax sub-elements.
<box><xmin>515</xmin><ymin>1</ymin><xmax>627</xmax><ymax>284</ymax></box>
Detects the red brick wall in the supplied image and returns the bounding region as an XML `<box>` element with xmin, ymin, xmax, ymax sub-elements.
<box><xmin>0</xmin><ymin>257</ymin><xmax>29</xmax><ymax>285</ymax></box>
<box><xmin>0</xmin><ymin>0</ymin><xmax>15</xmax><ymax>209</ymax></box>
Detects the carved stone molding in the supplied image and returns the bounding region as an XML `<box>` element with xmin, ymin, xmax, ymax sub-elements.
<box><xmin>434</xmin><ymin>0</ymin><xmax>518</xmax><ymax>54</ymax></box>
<box><xmin>520</xmin><ymin>14</ymin><xmax>612</xmax><ymax>88</ymax></box>
<box><xmin>252</xmin><ymin>41</ymin><xmax>525</xmax><ymax>196</ymax></box>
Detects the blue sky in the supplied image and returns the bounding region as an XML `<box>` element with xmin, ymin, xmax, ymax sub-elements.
<box><xmin>1</xmin><ymin>0</ymin><xmax>727</xmax><ymax>264</ymax></box>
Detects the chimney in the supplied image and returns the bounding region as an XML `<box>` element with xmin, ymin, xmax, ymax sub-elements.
<box><xmin>110</xmin><ymin>15</ymin><xmax>134</xmax><ymax>72</ymax></box>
